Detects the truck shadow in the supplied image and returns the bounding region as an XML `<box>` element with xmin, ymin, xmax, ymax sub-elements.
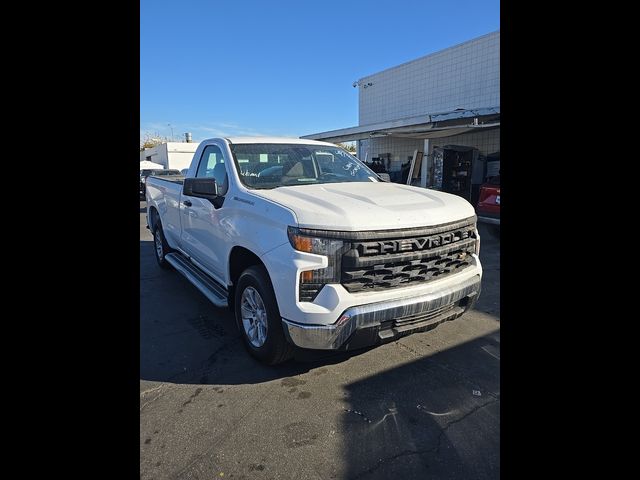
<box><xmin>336</xmin><ymin>333</ymin><xmax>500</xmax><ymax>479</ymax></box>
<box><xmin>140</xmin><ymin>240</ymin><xmax>376</xmax><ymax>385</ymax></box>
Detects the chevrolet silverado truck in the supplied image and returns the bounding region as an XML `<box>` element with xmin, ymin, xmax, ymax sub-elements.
<box><xmin>145</xmin><ymin>137</ymin><xmax>482</xmax><ymax>364</ymax></box>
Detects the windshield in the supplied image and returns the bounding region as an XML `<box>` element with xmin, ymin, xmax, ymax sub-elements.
<box><xmin>230</xmin><ymin>143</ymin><xmax>379</xmax><ymax>189</ymax></box>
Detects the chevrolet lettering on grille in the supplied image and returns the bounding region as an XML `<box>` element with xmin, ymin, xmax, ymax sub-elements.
<box><xmin>354</xmin><ymin>228</ymin><xmax>474</xmax><ymax>256</ymax></box>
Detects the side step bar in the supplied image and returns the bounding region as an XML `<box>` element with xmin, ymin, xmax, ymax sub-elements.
<box><xmin>165</xmin><ymin>252</ymin><xmax>228</xmax><ymax>308</ymax></box>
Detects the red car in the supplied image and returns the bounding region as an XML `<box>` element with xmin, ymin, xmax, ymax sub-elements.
<box><xmin>476</xmin><ymin>175</ymin><xmax>500</xmax><ymax>228</ymax></box>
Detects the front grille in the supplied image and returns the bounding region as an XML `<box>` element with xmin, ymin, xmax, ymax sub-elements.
<box><xmin>341</xmin><ymin>218</ymin><xmax>477</xmax><ymax>293</ymax></box>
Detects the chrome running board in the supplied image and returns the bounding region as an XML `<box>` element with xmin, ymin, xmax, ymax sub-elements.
<box><xmin>165</xmin><ymin>252</ymin><xmax>228</xmax><ymax>308</ymax></box>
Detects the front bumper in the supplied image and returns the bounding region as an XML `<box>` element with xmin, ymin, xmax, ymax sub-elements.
<box><xmin>282</xmin><ymin>274</ymin><xmax>481</xmax><ymax>350</ymax></box>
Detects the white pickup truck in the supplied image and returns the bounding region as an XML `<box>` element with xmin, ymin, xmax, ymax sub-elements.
<box><xmin>146</xmin><ymin>137</ymin><xmax>482</xmax><ymax>364</ymax></box>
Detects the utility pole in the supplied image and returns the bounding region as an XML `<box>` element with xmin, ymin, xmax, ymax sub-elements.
<box><xmin>168</xmin><ymin>124</ymin><xmax>174</xmax><ymax>142</ymax></box>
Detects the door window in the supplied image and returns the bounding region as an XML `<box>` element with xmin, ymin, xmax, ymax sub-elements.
<box><xmin>195</xmin><ymin>144</ymin><xmax>228</xmax><ymax>195</ymax></box>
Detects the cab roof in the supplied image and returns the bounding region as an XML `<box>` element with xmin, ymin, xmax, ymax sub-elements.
<box><xmin>223</xmin><ymin>136</ymin><xmax>336</xmax><ymax>147</ymax></box>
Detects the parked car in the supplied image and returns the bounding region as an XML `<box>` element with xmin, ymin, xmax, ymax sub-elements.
<box><xmin>146</xmin><ymin>137</ymin><xmax>482</xmax><ymax>364</ymax></box>
<box><xmin>476</xmin><ymin>174</ymin><xmax>500</xmax><ymax>231</ymax></box>
<box><xmin>140</xmin><ymin>169</ymin><xmax>182</xmax><ymax>196</ymax></box>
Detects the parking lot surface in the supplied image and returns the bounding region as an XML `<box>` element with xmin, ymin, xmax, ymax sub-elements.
<box><xmin>140</xmin><ymin>200</ymin><xmax>500</xmax><ymax>480</ymax></box>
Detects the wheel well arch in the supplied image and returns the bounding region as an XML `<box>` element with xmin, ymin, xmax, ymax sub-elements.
<box><xmin>148</xmin><ymin>206</ymin><xmax>159</xmax><ymax>230</ymax></box>
<box><xmin>228</xmin><ymin>246</ymin><xmax>274</xmax><ymax>313</ymax></box>
<box><xmin>228</xmin><ymin>246</ymin><xmax>265</xmax><ymax>288</ymax></box>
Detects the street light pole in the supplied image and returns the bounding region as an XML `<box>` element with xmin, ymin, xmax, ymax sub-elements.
<box><xmin>167</xmin><ymin>123</ymin><xmax>174</xmax><ymax>142</ymax></box>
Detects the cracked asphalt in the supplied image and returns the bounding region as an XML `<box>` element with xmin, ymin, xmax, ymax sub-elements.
<box><xmin>140</xmin><ymin>200</ymin><xmax>500</xmax><ymax>479</ymax></box>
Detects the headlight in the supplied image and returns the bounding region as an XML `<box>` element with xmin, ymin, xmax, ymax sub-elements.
<box><xmin>287</xmin><ymin>227</ymin><xmax>346</xmax><ymax>302</ymax></box>
<box><xmin>287</xmin><ymin>227</ymin><xmax>343</xmax><ymax>255</ymax></box>
<box><xmin>475</xmin><ymin>228</ymin><xmax>481</xmax><ymax>255</ymax></box>
<box><xmin>141</xmin><ymin>177</ymin><xmax>146</xmax><ymax>183</ymax></box>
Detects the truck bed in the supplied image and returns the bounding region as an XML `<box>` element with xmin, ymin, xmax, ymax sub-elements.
<box><xmin>149</xmin><ymin>175</ymin><xmax>185</xmax><ymax>185</ymax></box>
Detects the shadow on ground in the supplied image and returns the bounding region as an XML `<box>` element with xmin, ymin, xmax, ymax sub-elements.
<box><xmin>338</xmin><ymin>333</ymin><xmax>500</xmax><ymax>480</ymax></box>
<box><xmin>140</xmin><ymin>240</ymin><xmax>379</xmax><ymax>385</ymax></box>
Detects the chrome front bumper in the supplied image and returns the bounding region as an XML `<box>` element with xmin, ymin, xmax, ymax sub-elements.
<box><xmin>282</xmin><ymin>274</ymin><xmax>481</xmax><ymax>350</ymax></box>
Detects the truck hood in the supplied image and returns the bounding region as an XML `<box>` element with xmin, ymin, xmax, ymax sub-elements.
<box><xmin>249</xmin><ymin>182</ymin><xmax>476</xmax><ymax>231</ymax></box>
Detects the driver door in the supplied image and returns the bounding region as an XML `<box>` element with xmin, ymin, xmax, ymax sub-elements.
<box><xmin>180</xmin><ymin>142</ymin><xmax>229</xmax><ymax>282</ymax></box>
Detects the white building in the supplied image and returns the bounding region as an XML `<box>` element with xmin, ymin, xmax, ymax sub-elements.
<box><xmin>302</xmin><ymin>31</ymin><xmax>499</xmax><ymax>201</ymax></box>
<box><xmin>139</xmin><ymin>142</ymin><xmax>200</xmax><ymax>172</ymax></box>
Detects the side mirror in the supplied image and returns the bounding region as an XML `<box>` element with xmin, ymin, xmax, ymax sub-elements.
<box><xmin>183</xmin><ymin>177</ymin><xmax>218</xmax><ymax>199</ymax></box>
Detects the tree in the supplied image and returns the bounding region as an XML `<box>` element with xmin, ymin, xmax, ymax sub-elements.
<box><xmin>335</xmin><ymin>142</ymin><xmax>356</xmax><ymax>152</ymax></box>
<box><xmin>140</xmin><ymin>132</ymin><xmax>169</xmax><ymax>151</ymax></box>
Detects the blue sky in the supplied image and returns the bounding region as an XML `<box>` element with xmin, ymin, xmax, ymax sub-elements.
<box><xmin>140</xmin><ymin>0</ymin><xmax>499</xmax><ymax>143</ymax></box>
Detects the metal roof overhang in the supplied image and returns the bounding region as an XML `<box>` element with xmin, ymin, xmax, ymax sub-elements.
<box><xmin>301</xmin><ymin>106</ymin><xmax>500</xmax><ymax>143</ymax></box>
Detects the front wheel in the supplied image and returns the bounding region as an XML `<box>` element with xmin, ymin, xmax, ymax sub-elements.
<box><xmin>235</xmin><ymin>265</ymin><xmax>294</xmax><ymax>365</ymax></box>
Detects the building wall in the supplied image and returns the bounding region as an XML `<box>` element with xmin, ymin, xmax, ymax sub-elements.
<box><xmin>358</xmin><ymin>31</ymin><xmax>499</xmax><ymax>125</ymax></box>
<box><xmin>140</xmin><ymin>142</ymin><xmax>200</xmax><ymax>170</ymax></box>
<box><xmin>165</xmin><ymin>151</ymin><xmax>197</xmax><ymax>171</ymax></box>
<box><xmin>140</xmin><ymin>144</ymin><xmax>167</xmax><ymax>166</ymax></box>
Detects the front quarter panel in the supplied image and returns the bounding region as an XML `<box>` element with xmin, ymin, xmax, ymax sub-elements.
<box><xmin>220</xmin><ymin>192</ymin><xmax>298</xmax><ymax>285</ymax></box>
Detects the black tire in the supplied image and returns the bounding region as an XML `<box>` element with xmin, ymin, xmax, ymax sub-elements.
<box><xmin>234</xmin><ymin>265</ymin><xmax>294</xmax><ymax>365</ymax></box>
<box><xmin>153</xmin><ymin>221</ymin><xmax>173</xmax><ymax>270</ymax></box>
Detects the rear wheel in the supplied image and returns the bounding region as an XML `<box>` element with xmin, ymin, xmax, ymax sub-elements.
<box><xmin>153</xmin><ymin>221</ymin><xmax>173</xmax><ymax>269</ymax></box>
<box><xmin>235</xmin><ymin>265</ymin><xmax>294</xmax><ymax>365</ymax></box>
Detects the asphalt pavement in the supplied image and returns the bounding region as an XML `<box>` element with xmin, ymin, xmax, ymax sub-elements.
<box><xmin>140</xmin><ymin>200</ymin><xmax>500</xmax><ymax>480</ymax></box>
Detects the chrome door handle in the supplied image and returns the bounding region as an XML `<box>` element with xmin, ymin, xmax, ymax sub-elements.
<box><xmin>183</xmin><ymin>200</ymin><xmax>192</xmax><ymax>207</ymax></box>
